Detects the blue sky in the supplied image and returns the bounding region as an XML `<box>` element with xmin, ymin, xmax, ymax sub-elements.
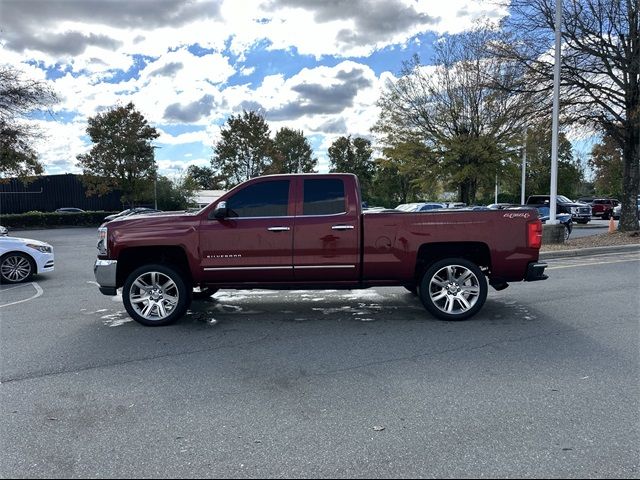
<box><xmin>1</xmin><ymin>0</ymin><xmax>512</xmax><ymax>177</ymax></box>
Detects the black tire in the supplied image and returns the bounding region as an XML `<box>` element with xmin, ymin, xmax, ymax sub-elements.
<box><xmin>0</xmin><ymin>252</ymin><xmax>35</xmax><ymax>284</ymax></box>
<box><xmin>122</xmin><ymin>264</ymin><xmax>189</xmax><ymax>326</ymax></box>
<box><xmin>564</xmin><ymin>225</ymin><xmax>571</xmax><ymax>241</ymax></box>
<box><xmin>192</xmin><ymin>286</ymin><xmax>219</xmax><ymax>300</ymax></box>
<box><xmin>419</xmin><ymin>257</ymin><xmax>488</xmax><ymax>321</ymax></box>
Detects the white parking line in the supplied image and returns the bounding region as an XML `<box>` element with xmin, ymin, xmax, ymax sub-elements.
<box><xmin>0</xmin><ymin>282</ymin><xmax>43</xmax><ymax>309</ymax></box>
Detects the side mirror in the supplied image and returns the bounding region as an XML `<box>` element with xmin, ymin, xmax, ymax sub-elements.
<box><xmin>213</xmin><ymin>201</ymin><xmax>228</xmax><ymax>219</ymax></box>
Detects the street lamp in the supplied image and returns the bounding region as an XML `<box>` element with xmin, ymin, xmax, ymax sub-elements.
<box><xmin>549</xmin><ymin>0</ymin><xmax>562</xmax><ymax>224</ymax></box>
<box><xmin>521</xmin><ymin>127</ymin><xmax>527</xmax><ymax>205</ymax></box>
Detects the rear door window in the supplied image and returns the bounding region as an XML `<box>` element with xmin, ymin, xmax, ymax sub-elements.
<box><xmin>303</xmin><ymin>179</ymin><xmax>345</xmax><ymax>216</ymax></box>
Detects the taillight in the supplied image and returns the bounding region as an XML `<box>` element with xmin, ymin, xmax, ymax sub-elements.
<box><xmin>97</xmin><ymin>227</ymin><xmax>108</xmax><ymax>255</ymax></box>
<box><xmin>528</xmin><ymin>220</ymin><xmax>542</xmax><ymax>249</ymax></box>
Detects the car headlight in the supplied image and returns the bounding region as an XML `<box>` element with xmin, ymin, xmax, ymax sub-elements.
<box><xmin>97</xmin><ymin>227</ymin><xmax>108</xmax><ymax>255</ymax></box>
<box><xmin>570</xmin><ymin>207</ymin><xmax>578</xmax><ymax>214</ymax></box>
<box><xmin>26</xmin><ymin>243</ymin><xmax>52</xmax><ymax>253</ymax></box>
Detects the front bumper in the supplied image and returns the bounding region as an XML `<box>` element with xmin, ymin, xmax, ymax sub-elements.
<box><xmin>36</xmin><ymin>252</ymin><xmax>55</xmax><ymax>274</ymax></box>
<box><xmin>525</xmin><ymin>262</ymin><xmax>548</xmax><ymax>281</ymax></box>
<box><xmin>94</xmin><ymin>259</ymin><xmax>117</xmax><ymax>295</ymax></box>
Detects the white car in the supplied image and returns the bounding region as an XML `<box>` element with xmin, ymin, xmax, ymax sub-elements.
<box><xmin>0</xmin><ymin>236</ymin><xmax>55</xmax><ymax>283</ymax></box>
<box><xmin>0</xmin><ymin>225</ymin><xmax>7</xmax><ymax>236</ymax></box>
<box><xmin>612</xmin><ymin>197</ymin><xmax>640</xmax><ymax>220</ymax></box>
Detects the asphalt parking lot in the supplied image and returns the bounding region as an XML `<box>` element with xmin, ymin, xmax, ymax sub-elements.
<box><xmin>1</xmin><ymin>228</ymin><xmax>638</xmax><ymax>478</ymax></box>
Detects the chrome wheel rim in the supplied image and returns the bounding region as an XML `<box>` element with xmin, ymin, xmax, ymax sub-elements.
<box><xmin>129</xmin><ymin>271</ymin><xmax>179</xmax><ymax>321</ymax></box>
<box><xmin>428</xmin><ymin>265</ymin><xmax>480</xmax><ymax>315</ymax></box>
<box><xmin>1</xmin><ymin>255</ymin><xmax>32</xmax><ymax>282</ymax></box>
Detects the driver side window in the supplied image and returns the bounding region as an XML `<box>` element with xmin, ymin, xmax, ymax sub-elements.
<box><xmin>226</xmin><ymin>180</ymin><xmax>290</xmax><ymax>218</ymax></box>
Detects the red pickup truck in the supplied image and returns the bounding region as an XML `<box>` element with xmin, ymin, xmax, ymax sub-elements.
<box><xmin>94</xmin><ymin>173</ymin><xmax>547</xmax><ymax>326</ymax></box>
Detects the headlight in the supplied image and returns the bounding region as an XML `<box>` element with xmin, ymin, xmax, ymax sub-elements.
<box><xmin>26</xmin><ymin>243</ymin><xmax>52</xmax><ymax>253</ymax></box>
<box><xmin>97</xmin><ymin>227</ymin><xmax>108</xmax><ymax>255</ymax></box>
<box><xmin>571</xmin><ymin>207</ymin><xmax>578</xmax><ymax>214</ymax></box>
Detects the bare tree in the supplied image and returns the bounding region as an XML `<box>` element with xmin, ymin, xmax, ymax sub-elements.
<box><xmin>375</xmin><ymin>27</ymin><xmax>542</xmax><ymax>204</ymax></box>
<box><xmin>492</xmin><ymin>0</ymin><xmax>639</xmax><ymax>231</ymax></box>
<box><xmin>0</xmin><ymin>66</ymin><xmax>57</xmax><ymax>179</ymax></box>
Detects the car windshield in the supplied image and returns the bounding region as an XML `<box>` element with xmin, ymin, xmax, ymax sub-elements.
<box><xmin>557</xmin><ymin>195</ymin><xmax>572</xmax><ymax>203</ymax></box>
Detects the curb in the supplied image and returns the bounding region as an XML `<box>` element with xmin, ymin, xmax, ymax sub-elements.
<box><xmin>540</xmin><ymin>244</ymin><xmax>640</xmax><ymax>259</ymax></box>
<box><xmin>572</xmin><ymin>224</ymin><xmax>608</xmax><ymax>229</ymax></box>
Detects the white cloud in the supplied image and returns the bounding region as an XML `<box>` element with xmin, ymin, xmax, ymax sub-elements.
<box><xmin>1</xmin><ymin>0</ymin><xmax>508</xmax><ymax>176</ymax></box>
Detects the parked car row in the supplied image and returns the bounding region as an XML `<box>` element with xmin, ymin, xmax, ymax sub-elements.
<box><xmin>102</xmin><ymin>207</ymin><xmax>162</xmax><ymax>223</ymax></box>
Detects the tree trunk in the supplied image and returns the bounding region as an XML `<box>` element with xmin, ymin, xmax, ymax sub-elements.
<box><xmin>620</xmin><ymin>121</ymin><xmax>640</xmax><ymax>231</ymax></box>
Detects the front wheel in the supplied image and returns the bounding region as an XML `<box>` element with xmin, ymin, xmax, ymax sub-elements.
<box><xmin>0</xmin><ymin>252</ymin><xmax>35</xmax><ymax>283</ymax></box>
<box><xmin>123</xmin><ymin>264</ymin><xmax>189</xmax><ymax>326</ymax></box>
<box><xmin>419</xmin><ymin>258</ymin><xmax>487</xmax><ymax>321</ymax></box>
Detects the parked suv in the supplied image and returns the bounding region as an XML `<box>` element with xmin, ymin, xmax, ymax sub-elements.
<box><xmin>590</xmin><ymin>198</ymin><xmax>619</xmax><ymax>220</ymax></box>
<box><xmin>525</xmin><ymin>195</ymin><xmax>591</xmax><ymax>224</ymax></box>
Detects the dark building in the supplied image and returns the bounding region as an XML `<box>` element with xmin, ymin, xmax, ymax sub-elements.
<box><xmin>0</xmin><ymin>174</ymin><xmax>123</xmax><ymax>214</ymax></box>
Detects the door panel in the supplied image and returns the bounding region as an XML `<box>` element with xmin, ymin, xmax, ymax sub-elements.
<box><xmin>199</xmin><ymin>218</ymin><xmax>294</xmax><ymax>283</ymax></box>
<box><xmin>199</xmin><ymin>178</ymin><xmax>294</xmax><ymax>283</ymax></box>
<box><xmin>293</xmin><ymin>177</ymin><xmax>360</xmax><ymax>282</ymax></box>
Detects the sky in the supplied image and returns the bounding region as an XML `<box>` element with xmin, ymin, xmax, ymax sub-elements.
<box><xmin>0</xmin><ymin>0</ymin><xmax>511</xmax><ymax>177</ymax></box>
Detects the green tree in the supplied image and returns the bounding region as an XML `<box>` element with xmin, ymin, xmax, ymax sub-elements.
<box><xmin>328</xmin><ymin>136</ymin><xmax>375</xmax><ymax>200</ymax></box>
<box><xmin>211</xmin><ymin>110</ymin><xmax>273</xmax><ymax>188</ymax></box>
<box><xmin>269</xmin><ymin>127</ymin><xmax>317</xmax><ymax>174</ymax></box>
<box><xmin>371</xmin><ymin>139</ymin><xmax>437</xmax><ymax>207</ymax></box>
<box><xmin>522</xmin><ymin>123</ymin><xmax>584</xmax><ymax>199</ymax></box>
<box><xmin>77</xmin><ymin>102</ymin><xmax>159</xmax><ymax>206</ymax></box>
<box><xmin>185</xmin><ymin>164</ymin><xmax>223</xmax><ymax>189</ymax></box>
<box><xmin>0</xmin><ymin>66</ymin><xmax>57</xmax><ymax>179</ymax></box>
<box><xmin>589</xmin><ymin>135</ymin><xmax>624</xmax><ymax>199</ymax></box>
<box><xmin>154</xmin><ymin>174</ymin><xmax>198</xmax><ymax>210</ymax></box>
<box><xmin>494</xmin><ymin>0</ymin><xmax>638</xmax><ymax>230</ymax></box>
<box><xmin>375</xmin><ymin>26</ymin><xmax>539</xmax><ymax>205</ymax></box>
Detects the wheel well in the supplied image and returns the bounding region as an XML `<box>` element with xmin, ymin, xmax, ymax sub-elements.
<box><xmin>414</xmin><ymin>242</ymin><xmax>491</xmax><ymax>283</ymax></box>
<box><xmin>116</xmin><ymin>246</ymin><xmax>191</xmax><ymax>288</ymax></box>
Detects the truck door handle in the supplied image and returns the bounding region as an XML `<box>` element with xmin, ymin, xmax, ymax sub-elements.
<box><xmin>267</xmin><ymin>226</ymin><xmax>290</xmax><ymax>232</ymax></box>
<box><xmin>332</xmin><ymin>225</ymin><xmax>355</xmax><ymax>231</ymax></box>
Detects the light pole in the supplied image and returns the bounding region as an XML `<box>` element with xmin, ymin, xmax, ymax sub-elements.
<box><xmin>549</xmin><ymin>0</ymin><xmax>562</xmax><ymax>224</ymax></box>
<box><xmin>521</xmin><ymin>127</ymin><xmax>527</xmax><ymax>205</ymax></box>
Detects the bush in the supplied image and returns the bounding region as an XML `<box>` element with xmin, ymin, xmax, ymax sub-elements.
<box><xmin>0</xmin><ymin>211</ymin><xmax>119</xmax><ymax>229</ymax></box>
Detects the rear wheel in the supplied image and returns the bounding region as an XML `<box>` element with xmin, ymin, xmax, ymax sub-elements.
<box><xmin>0</xmin><ymin>252</ymin><xmax>35</xmax><ymax>283</ymax></box>
<box><xmin>123</xmin><ymin>264</ymin><xmax>189</xmax><ymax>326</ymax></box>
<box><xmin>419</xmin><ymin>258</ymin><xmax>487</xmax><ymax>321</ymax></box>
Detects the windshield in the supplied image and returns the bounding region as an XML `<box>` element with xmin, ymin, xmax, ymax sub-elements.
<box><xmin>557</xmin><ymin>195</ymin><xmax>572</xmax><ymax>203</ymax></box>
